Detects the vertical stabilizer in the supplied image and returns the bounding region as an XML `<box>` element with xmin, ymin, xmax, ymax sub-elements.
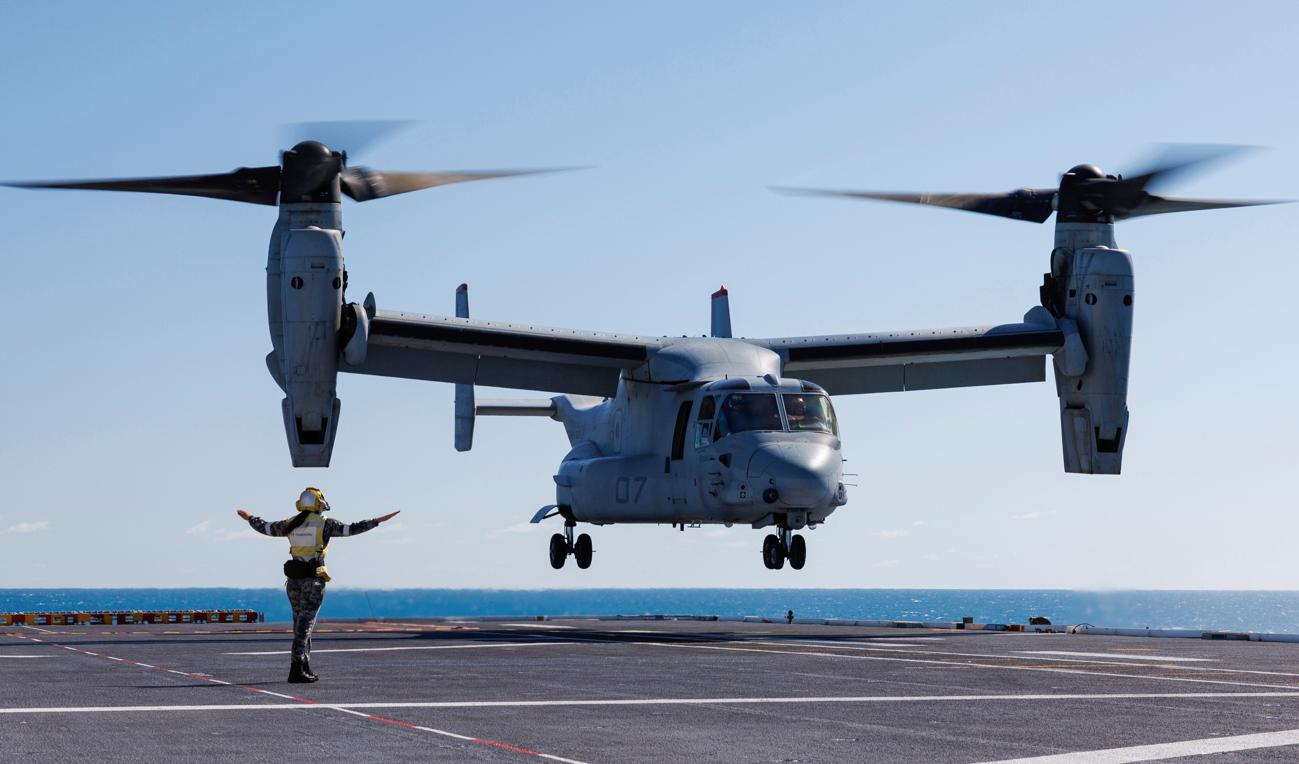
<box><xmin>454</xmin><ymin>283</ymin><xmax>475</xmax><ymax>452</ymax></box>
<box><xmin>711</xmin><ymin>285</ymin><xmax>732</xmax><ymax>338</ymax></box>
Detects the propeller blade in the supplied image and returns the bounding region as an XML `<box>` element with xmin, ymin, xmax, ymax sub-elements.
<box><xmin>283</xmin><ymin>120</ymin><xmax>417</xmax><ymax>158</ymax></box>
<box><xmin>1119</xmin><ymin>194</ymin><xmax>1285</xmax><ymax>220</ymax></box>
<box><xmin>775</xmin><ymin>187</ymin><xmax>1057</xmax><ymax>223</ymax></box>
<box><xmin>1064</xmin><ymin>147</ymin><xmax>1277</xmax><ymax>221</ymax></box>
<box><xmin>341</xmin><ymin>167</ymin><xmax>577</xmax><ymax>202</ymax></box>
<box><xmin>1118</xmin><ymin>144</ymin><xmax>1255</xmax><ymax>194</ymax></box>
<box><xmin>4</xmin><ymin>166</ymin><xmax>282</xmax><ymax>205</ymax></box>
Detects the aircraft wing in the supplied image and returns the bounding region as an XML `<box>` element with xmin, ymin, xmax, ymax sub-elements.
<box><xmin>342</xmin><ymin>309</ymin><xmax>662</xmax><ymax>397</ymax></box>
<box><xmin>751</xmin><ymin>311</ymin><xmax>1064</xmax><ymax>395</ymax></box>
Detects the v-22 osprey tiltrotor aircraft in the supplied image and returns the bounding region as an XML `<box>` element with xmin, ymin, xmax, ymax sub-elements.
<box><xmin>9</xmin><ymin>140</ymin><xmax>1277</xmax><ymax>571</ymax></box>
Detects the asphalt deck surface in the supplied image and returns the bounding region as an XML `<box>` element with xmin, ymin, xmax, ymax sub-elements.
<box><xmin>6</xmin><ymin>618</ymin><xmax>1299</xmax><ymax>763</ymax></box>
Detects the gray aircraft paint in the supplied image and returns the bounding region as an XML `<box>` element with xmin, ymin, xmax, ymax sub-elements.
<box><xmin>266</xmin><ymin>202</ymin><xmax>347</xmax><ymax>468</ymax></box>
<box><xmin>1047</xmin><ymin>223</ymin><xmax>1134</xmax><ymax>475</ymax></box>
<box><xmin>9</xmin><ymin>144</ymin><xmax>1271</xmax><ymax>569</ymax></box>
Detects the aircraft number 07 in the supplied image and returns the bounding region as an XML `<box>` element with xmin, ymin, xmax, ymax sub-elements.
<box><xmin>615</xmin><ymin>476</ymin><xmax>647</xmax><ymax>504</ymax></box>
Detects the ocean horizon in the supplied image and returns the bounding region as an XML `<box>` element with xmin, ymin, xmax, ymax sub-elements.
<box><xmin>5</xmin><ymin>588</ymin><xmax>1299</xmax><ymax>633</ymax></box>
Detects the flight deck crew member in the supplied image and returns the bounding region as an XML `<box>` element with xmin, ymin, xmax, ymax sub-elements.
<box><xmin>236</xmin><ymin>487</ymin><xmax>398</xmax><ymax>683</ymax></box>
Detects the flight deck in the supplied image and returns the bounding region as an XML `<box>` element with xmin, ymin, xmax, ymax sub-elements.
<box><xmin>6</xmin><ymin>617</ymin><xmax>1299</xmax><ymax>762</ymax></box>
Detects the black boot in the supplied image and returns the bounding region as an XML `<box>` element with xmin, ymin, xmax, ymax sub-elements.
<box><xmin>301</xmin><ymin>656</ymin><xmax>318</xmax><ymax>681</ymax></box>
<box><xmin>288</xmin><ymin>658</ymin><xmax>318</xmax><ymax>684</ymax></box>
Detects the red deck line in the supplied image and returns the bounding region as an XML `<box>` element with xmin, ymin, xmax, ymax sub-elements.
<box><xmin>6</xmin><ymin>631</ymin><xmax>582</xmax><ymax>762</ymax></box>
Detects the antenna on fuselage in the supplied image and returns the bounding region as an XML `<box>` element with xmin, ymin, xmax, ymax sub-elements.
<box><xmin>711</xmin><ymin>285</ymin><xmax>732</xmax><ymax>338</ymax></box>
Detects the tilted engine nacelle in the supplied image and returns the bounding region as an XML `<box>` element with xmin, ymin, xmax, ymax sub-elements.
<box><xmin>274</xmin><ymin>226</ymin><xmax>345</xmax><ymax>467</ymax></box>
<box><xmin>1051</xmin><ymin>246</ymin><xmax>1134</xmax><ymax>474</ymax></box>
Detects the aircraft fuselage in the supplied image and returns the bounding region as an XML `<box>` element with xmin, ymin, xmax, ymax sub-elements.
<box><xmin>549</xmin><ymin>340</ymin><xmax>848</xmax><ymax>533</ymax></box>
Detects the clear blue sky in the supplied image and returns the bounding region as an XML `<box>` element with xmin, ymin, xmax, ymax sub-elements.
<box><xmin>1</xmin><ymin>2</ymin><xmax>1295</xmax><ymax>589</ymax></box>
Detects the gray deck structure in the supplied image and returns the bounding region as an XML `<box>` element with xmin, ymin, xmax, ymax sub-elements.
<box><xmin>6</xmin><ymin>618</ymin><xmax>1299</xmax><ymax>762</ymax></box>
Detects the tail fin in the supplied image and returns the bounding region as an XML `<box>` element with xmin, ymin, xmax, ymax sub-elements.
<box><xmin>454</xmin><ymin>283</ymin><xmax>475</xmax><ymax>452</ymax></box>
<box><xmin>711</xmin><ymin>285</ymin><xmax>732</xmax><ymax>338</ymax></box>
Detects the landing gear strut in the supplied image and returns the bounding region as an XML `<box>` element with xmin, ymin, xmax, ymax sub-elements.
<box><xmin>549</xmin><ymin>520</ymin><xmax>593</xmax><ymax>570</ymax></box>
<box><xmin>762</xmin><ymin>527</ymin><xmax>806</xmax><ymax>570</ymax></box>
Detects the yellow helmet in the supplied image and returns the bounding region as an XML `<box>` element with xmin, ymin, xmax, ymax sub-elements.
<box><xmin>296</xmin><ymin>487</ymin><xmax>329</xmax><ymax>513</ymax></box>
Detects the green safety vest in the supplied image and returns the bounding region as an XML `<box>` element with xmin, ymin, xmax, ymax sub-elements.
<box><xmin>287</xmin><ymin>513</ymin><xmax>328</xmax><ymax>561</ymax></box>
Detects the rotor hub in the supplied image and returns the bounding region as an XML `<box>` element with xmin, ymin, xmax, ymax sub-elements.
<box><xmin>1057</xmin><ymin>164</ymin><xmax>1118</xmax><ymax>224</ymax></box>
<box><xmin>287</xmin><ymin>140</ymin><xmax>335</xmax><ymax>160</ymax></box>
<box><xmin>280</xmin><ymin>141</ymin><xmax>343</xmax><ymax>205</ymax></box>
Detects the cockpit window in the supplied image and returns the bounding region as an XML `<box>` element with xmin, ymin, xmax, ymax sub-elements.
<box><xmin>782</xmin><ymin>393</ymin><xmax>838</xmax><ymax>435</ymax></box>
<box><xmin>714</xmin><ymin>393</ymin><xmax>783</xmax><ymax>440</ymax></box>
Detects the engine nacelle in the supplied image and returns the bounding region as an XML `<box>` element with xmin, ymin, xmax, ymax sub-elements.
<box><xmin>1052</xmin><ymin>246</ymin><xmax>1134</xmax><ymax>474</ymax></box>
<box><xmin>277</xmin><ymin>226</ymin><xmax>344</xmax><ymax>467</ymax></box>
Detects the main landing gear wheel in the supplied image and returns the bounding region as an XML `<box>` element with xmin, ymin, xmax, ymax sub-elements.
<box><xmin>548</xmin><ymin>522</ymin><xmax>594</xmax><ymax>570</ymax></box>
<box><xmin>548</xmin><ymin>533</ymin><xmax>568</xmax><ymax>569</ymax></box>
<box><xmin>788</xmin><ymin>534</ymin><xmax>807</xmax><ymax>570</ymax></box>
<box><xmin>762</xmin><ymin>533</ymin><xmax>785</xmax><ymax>569</ymax></box>
<box><xmin>574</xmin><ymin>533</ymin><xmax>593</xmax><ymax>569</ymax></box>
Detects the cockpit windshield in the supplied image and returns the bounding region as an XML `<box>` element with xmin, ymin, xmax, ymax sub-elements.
<box><xmin>714</xmin><ymin>393</ymin><xmax>783</xmax><ymax>440</ymax></box>
<box><xmin>782</xmin><ymin>393</ymin><xmax>838</xmax><ymax>435</ymax></box>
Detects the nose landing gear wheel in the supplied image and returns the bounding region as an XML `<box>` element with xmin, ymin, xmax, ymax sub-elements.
<box><xmin>788</xmin><ymin>534</ymin><xmax>807</xmax><ymax>570</ymax></box>
<box><xmin>574</xmin><ymin>533</ymin><xmax>593</xmax><ymax>569</ymax></box>
<box><xmin>548</xmin><ymin>533</ymin><xmax>568</xmax><ymax>569</ymax></box>
<box><xmin>762</xmin><ymin>533</ymin><xmax>785</xmax><ymax>569</ymax></box>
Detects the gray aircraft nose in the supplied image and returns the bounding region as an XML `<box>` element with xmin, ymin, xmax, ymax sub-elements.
<box><xmin>747</xmin><ymin>442</ymin><xmax>839</xmax><ymax>507</ymax></box>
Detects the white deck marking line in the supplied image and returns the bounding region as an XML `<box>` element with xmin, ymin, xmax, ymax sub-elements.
<box><xmin>5</xmin><ymin>633</ymin><xmax>582</xmax><ymax>763</ymax></box>
<box><xmin>826</xmin><ymin>637</ymin><xmax>948</xmax><ymax>642</ymax></box>
<box><xmin>19</xmin><ymin>624</ymin><xmax>56</xmax><ymax>634</ymax></box>
<box><xmin>837</xmin><ymin>642</ymin><xmax>935</xmax><ymax>648</ymax></box>
<box><xmin>769</xmin><ymin>639</ymin><xmax>1299</xmax><ymax>679</ymax></box>
<box><xmin>500</xmin><ymin>623</ymin><xmax>578</xmax><ymax>630</ymax></box>
<box><xmin>0</xmin><ymin>655</ymin><xmax>56</xmax><ymax>658</ymax></box>
<box><xmin>5</xmin><ymin>691</ymin><xmax>1299</xmax><ymax>714</ymax></box>
<box><xmin>1017</xmin><ymin>650</ymin><xmax>1214</xmax><ymax>663</ymax></box>
<box><xmin>223</xmin><ymin>641</ymin><xmax>568</xmax><ymax>656</ymax></box>
<box><xmin>638</xmin><ymin>641</ymin><xmax>1299</xmax><ymax>692</ymax></box>
<box><xmin>613</xmin><ymin>630</ymin><xmax>666</xmax><ymax>634</ymax></box>
<box><xmin>986</xmin><ymin>725</ymin><xmax>1299</xmax><ymax>762</ymax></box>
<box><xmin>793</xmin><ymin>640</ymin><xmax>938</xmax><ymax>649</ymax></box>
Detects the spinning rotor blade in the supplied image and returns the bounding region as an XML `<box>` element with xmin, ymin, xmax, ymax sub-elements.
<box><xmin>4</xmin><ymin>166</ymin><xmax>282</xmax><ymax>205</ymax></box>
<box><xmin>1117</xmin><ymin>144</ymin><xmax>1253</xmax><ymax>195</ymax></box>
<box><xmin>774</xmin><ymin>187</ymin><xmax>1057</xmax><ymax>223</ymax></box>
<box><xmin>1068</xmin><ymin>146</ymin><xmax>1281</xmax><ymax>221</ymax></box>
<box><xmin>1119</xmin><ymin>195</ymin><xmax>1282</xmax><ymax>219</ymax></box>
<box><xmin>340</xmin><ymin>167</ymin><xmax>575</xmax><ymax>202</ymax></box>
<box><xmin>777</xmin><ymin>145</ymin><xmax>1284</xmax><ymax>224</ymax></box>
<box><xmin>284</xmin><ymin>120</ymin><xmax>417</xmax><ymax>158</ymax></box>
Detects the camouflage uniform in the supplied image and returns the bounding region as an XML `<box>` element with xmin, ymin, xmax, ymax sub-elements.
<box><xmin>246</xmin><ymin>514</ymin><xmax>380</xmax><ymax>661</ymax></box>
<box><xmin>284</xmin><ymin>577</ymin><xmax>326</xmax><ymax>660</ymax></box>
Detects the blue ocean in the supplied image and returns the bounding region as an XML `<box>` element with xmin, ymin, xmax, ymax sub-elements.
<box><xmin>4</xmin><ymin>589</ymin><xmax>1299</xmax><ymax>633</ymax></box>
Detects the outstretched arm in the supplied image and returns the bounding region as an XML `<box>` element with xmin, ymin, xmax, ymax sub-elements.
<box><xmin>326</xmin><ymin>511</ymin><xmax>400</xmax><ymax>539</ymax></box>
<box><xmin>235</xmin><ymin>508</ymin><xmax>294</xmax><ymax>537</ymax></box>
